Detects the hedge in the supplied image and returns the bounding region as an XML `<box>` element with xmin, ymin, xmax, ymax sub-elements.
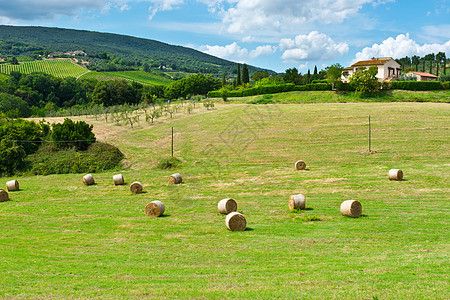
<box><xmin>207</xmin><ymin>83</ymin><xmax>332</xmax><ymax>98</ymax></box>
<box><xmin>390</xmin><ymin>81</ymin><xmax>442</xmax><ymax>91</ymax></box>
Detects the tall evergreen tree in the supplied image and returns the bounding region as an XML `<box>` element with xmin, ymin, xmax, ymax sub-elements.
<box><xmin>444</xmin><ymin>55</ymin><xmax>447</xmax><ymax>75</ymax></box>
<box><xmin>313</xmin><ymin>65</ymin><xmax>318</xmax><ymax>75</ymax></box>
<box><xmin>242</xmin><ymin>63</ymin><xmax>249</xmax><ymax>84</ymax></box>
<box><xmin>429</xmin><ymin>59</ymin><xmax>433</xmax><ymax>74</ymax></box>
<box><xmin>422</xmin><ymin>59</ymin><xmax>425</xmax><ymax>72</ymax></box>
<box><xmin>236</xmin><ymin>64</ymin><xmax>241</xmax><ymax>86</ymax></box>
<box><xmin>222</xmin><ymin>72</ymin><xmax>226</xmax><ymax>87</ymax></box>
<box><xmin>306</xmin><ymin>69</ymin><xmax>311</xmax><ymax>84</ymax></box>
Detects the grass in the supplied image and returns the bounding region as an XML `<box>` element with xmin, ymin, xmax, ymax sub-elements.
<box><xmin>1</xmin><ymin>101</ymin><xmax>449</xmax><ymax>298</ymax></box>
<box><xmin>79</xmin><ymin>70</ymin><xmax>174</xmax><ymax>85</ymax></box>
<box><xmin>220</xmin><ymin>90</ymin><xmax>450</xmax><ymax>104</ymax></box>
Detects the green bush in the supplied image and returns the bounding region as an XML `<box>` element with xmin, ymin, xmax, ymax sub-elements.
<box><xmin>442</xmin><ymin>81</ymin><xmax>450</xmax><ymax>90</ymax></box>
<box><xmin>390</xmin><ymin>81</ymin><xmax>442</xmax><ymax>91</ymax></box>
<box><xmin>0</xmin><ymin>139</ymin><xmax>26</xmax><ymax>176</ymax></box>
<box><xmin>207</xmin><ymin>83</ymin><xmax>331</xmax><ymax>98</ymax></box>
<box><xmin>25</xmin><ymin>142</ymin><xmax>124</xmax><ymax>175</ymax></box>
<box><xmin>0</xmin><ymin>117</ymin><xmax>46</xmax><ymax>155</ymax></box>
<box><xmin>0</xmin><ymin>93</ymin><xmax>32</xmax><ymax>118</ymax></box>
<box><xmin>50</xmin><ymin>118</ymin><xmax>95</xmax><ymax>151</ymax></box>
<box><xmin>157</xmin><ymin>157</ymin><xmax>182</xmax><ymax>169</ymax></box>
<box><xmin>438</xmin><ymin>74</ymin><xmax>450</xmax><ymax>82</ymax></box>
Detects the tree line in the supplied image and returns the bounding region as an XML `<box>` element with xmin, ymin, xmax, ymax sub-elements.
<box><xmin>0</xmin><ymin>71</ymin><xmax>221</xmax><ymax>118</ymax></box>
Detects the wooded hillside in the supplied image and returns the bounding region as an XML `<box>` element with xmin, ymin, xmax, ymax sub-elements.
<box><xmin>0</xmin><ymin>25</ymin><xmax>273</xmax><ymax>75</ymax></box>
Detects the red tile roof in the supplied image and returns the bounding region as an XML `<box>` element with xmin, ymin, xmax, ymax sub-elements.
<box><xmin>407</xmin><ymin>71</ymin><xmax>438</xmax><ymax>78</ymax></box>
<box><xmin>351</xmin><ymin>57</ymin><xmax>393</xmax><ymax>67</ymax></box>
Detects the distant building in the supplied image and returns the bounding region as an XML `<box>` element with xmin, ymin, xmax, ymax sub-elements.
<box><xmin>342</xmin><ymin>57</ymin><xmax>402</xmax><ymax>83</ymax></box>
<box><xmin>48</xmin><ymin>52</ymin><xmax>64</xmax><ymax>58</ymax></box>
<box><xmin>404</xmin><ymin>71</ymin><xmax>438</xmax><ymax>81</ymax></box>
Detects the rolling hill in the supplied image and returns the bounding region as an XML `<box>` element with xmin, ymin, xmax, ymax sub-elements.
<box><xmin>0</xmin><ymin>25</ymin><xmax>274</xmax><ymax>75</ymax></box>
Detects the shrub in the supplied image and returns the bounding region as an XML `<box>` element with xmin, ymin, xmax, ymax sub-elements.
<box><xmin>390</xmin><ymin>81</ymin><xmax>442</xmax><ymax>91</ymax></box>
<box><xmin>25</xmin><ymin>141</ymin><xmax>124</xmax><ymax>175</ymax></box>
<box><xmin>207</xmin><ymin>83</ymin><xmax>331</xmax><ymax>98</ymax></box>
<box><xmin>50</xmin><ymin>118</ymin><xmax>95</xmax><ymax>151</ymax></box>
<box><xmin>438</xmin><ymin>74</ymin><xmax>450</xmax><ymax>82</ymax></box>
<box><xmin>0</xmin><ymin>139</ymin><xmax>26</xmax><ymax>176</ymax></box>
<box><xmin>0</xmin><ymin>117</ymin><xmax>46</xmax><ymax>155</ymax></box>
<box><xmin>157</xmin><ymin>157</ymin><xmax>182</xmax><ymax>169</ymax></box>
<box><xmin>0</xmin><ymin>93</ymin><xmax>32</xmax><ymax>118</ymax></box>
<box><xmin>442</xmin><ymin>81</ymin><xmax>450</xmax><ymax>90</ymax></box>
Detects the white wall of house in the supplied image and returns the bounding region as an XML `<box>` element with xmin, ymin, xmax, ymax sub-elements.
<box><xmin>341</xmin><ymin>58</ymin><xmax>401</xmax><ymax>83</ymax></box>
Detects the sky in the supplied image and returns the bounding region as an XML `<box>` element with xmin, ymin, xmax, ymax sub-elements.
<box><xmin>0</xmin><ymin>0</ymin><xmax>449</xmax><ymax>73</ymax></box>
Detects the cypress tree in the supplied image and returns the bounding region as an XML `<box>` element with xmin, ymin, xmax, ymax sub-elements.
<box><xmin>429</xmin><ymin>59</ymin><xmax>433</xmax><ymax>74</ymax></box>
<box><xmin>222</xmin><ymin>72</ymin><xmax>226</xmax><ymax>87</ymax></box>
<box><xmin>313</xmin><ymin>65</ymin><xmax>318</xmax><ymax>75</ymax></box>
<box><xmin>242</xmin><ymin>63</ymin><xmax>249</xmax><ymax>84</ymax></box>
<box><xmin>306</xmin><ymin>69</ymin><xmax>311</xmax><ymax>84</ymax></box>
<box><xmin>236</xmin><ymin>64</ymin><xmax>241</xmax><ymax>86</ymax></box>
<box><xmin>422</xmin><ymin>59</ymin><xmax>425</xmax><ymax>72</ymax></box>
<box><xmin>444</xmin><ymin>55</ymin><xmax>447</xmax><ymax>75</ymax></box>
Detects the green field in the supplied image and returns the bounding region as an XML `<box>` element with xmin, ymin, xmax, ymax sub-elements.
<box><xmin>80</xmin><ymin>70</ymin><xmax>174</xmax><ymax>85</ymax></box>
<box><xmin>1</xmin><ymin>101</ymin><xmax>449</xmax><ymax>298</ymax></box>
<box><xmin>0</xmin><ymin>59</ymin><xmax>90</xmax><ymax>78</ymax></box>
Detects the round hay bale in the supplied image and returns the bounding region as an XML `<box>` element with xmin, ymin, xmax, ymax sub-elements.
<box><xmin>225</xmin><ymin>212</ymin><xmax>247</xmax><ymax>231</ymax></box>
<box><xmin>388</xmin><ymin>169</ymin><xmax>403</xmax><ymax>181</ymax></box>
<box><xmin>145</xmin><ymin>200</ymin><xmax>165</xmax><ymax>217</ymax></box>
<box><xmin>113</xmin><ymin>174</ymin><xmax>124</xmax><ymax>185</ymax></box>
<box><xmin>340</xmin><ymin>200</ymin><xmax>362</xmax><ymax>218</ymax></box>
<box><xmin>218</xmin><ymin>198</ymin><xmax>238</xmax><ymax>214</ymax></box>
<box><xmin>6</xmin><ymin>180</ymin><xmax>19</xmax><ymax>191</ymax></box>
<box><xmin>169</xmin><ymin>173</ymin><xmax>182</xmax><ymax>184</ymax></box>
<box><xmin>289</xmin><ymin>194</ymin><xmax>306</xmax><ymax>210</ymax></box>
<box><xmin>295</xmin><ymin>160</ymin><xmax>306</xmax><ymax>170</ymax></box>
<box><xmin>82</xmin><ymin>174</ymin><xmax>95</xmax><ymax>186</ymax></box>
<box><xmin>130</xmin><ymin>181</ymin><xmax>143</xmax><ymax>194</ymax></box>
<box><xmin>0</xmin><ymin>189</ymin><xmax>9</xmax><ymax>202</ymax></box>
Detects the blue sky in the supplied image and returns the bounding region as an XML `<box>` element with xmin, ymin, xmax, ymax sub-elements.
<box><xmin>0</xmin><ymin>0</ymin><xmax>449</xmax><ymax>73</ymax></box>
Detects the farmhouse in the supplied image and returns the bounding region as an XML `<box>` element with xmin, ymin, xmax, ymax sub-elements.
<box><xmin>342</xmin><ymin>57</ymin><xmax>402</xmax><ymax>83</ymax></box>
<box><xmin>404</xmin><ymin>71</ymin><xmax>438</xmax><ymax>81</ymax></box>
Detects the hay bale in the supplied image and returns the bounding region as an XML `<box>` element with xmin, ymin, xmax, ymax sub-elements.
<box><xmin>113</xmin><ymin>174</ymin><xmax>124</xmax><ymax>185</ymax></box>
<box><xmin>289</xmin><ymin>194</ymin><xmax>306</xmax><ymax>210</ymax></box>
<box><xmin>6</xmin><ymin>180</ymin><xmax>19</xmax><ymax>191</ymax></box>
<box><xmin>0</xmin><ymin>189</ymin><xmax>9</xmax><ymax>202</ymax></box>
<box><xmin>218</xmin><ymin>198</ymin><xmax>237</xmax><ymax>214</ymax></box>
<box><xmin>225</xmin><ymin>212</ymin><xmax>247</xmax><ymax>231</ymax></box>
<box><xmin>340</xmin><ymin>200</ymin><xmax>362</xmax><ymax>218</ymax></box>
<box><xmin>295</xmin><ymin>160</ymin><xmax>306</xmax><ymax>170</ymax></box>
<box><xmin>145</xmin><ymin>200</ymin><xmax>165</xmax><ymax>217</ymax></box>
<box><xmin>169</xmin><ymin>173</ymin><xmax>182</xmax><ymax>184</ymax></box>
<box><xmin>388</xmin><ymin>169</ymin><xmax>403</xmax><ymax>181</ymax></box>
<box><xmin>130</xmin><ymin>181</ymin><xmax>143</xmax><ymax>194</ymax></box>
<box><xmin>82</xmin><ymin>174</ymin><xmax>95</xmax><ymax>186</ymax></box>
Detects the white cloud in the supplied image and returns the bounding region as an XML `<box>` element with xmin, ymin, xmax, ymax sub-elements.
<box><xmin>199</xmin><ymin>42</ymin><xmax>276</xmax><ymax>62</ymax></box>
<box><xmin>279</xmin><ymin>31</ymin><xmax>349</xmax><ymax>62</ymax></box>
<box><xmin>354</xmin><ymin>33</ymin><xmax>450</xmax><ymax>62</ymax></box>
<box><xmin>250</xmin><ymin>45</ymin><xmax>277</xmax><ymax>58</ymax></box>
<box><xmin>147</xmin><ymin>0</ymin><xmax>185</xmax><ymax>20</ymax></box>
<box><xmin>199</xmin><ymin>42</ymin><xmax>249</xmax><ymax>61</ymax></box>
<box><xmin>221</xmin><ymin>0</ymin><xmax>377</xmax><ymax>34</ymax></box>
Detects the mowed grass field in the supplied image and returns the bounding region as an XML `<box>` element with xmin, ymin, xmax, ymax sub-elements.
<box><xmin>1</xmin><ymin>101</ymin><xmax>449</xmax><ymax>299</ymax></box>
